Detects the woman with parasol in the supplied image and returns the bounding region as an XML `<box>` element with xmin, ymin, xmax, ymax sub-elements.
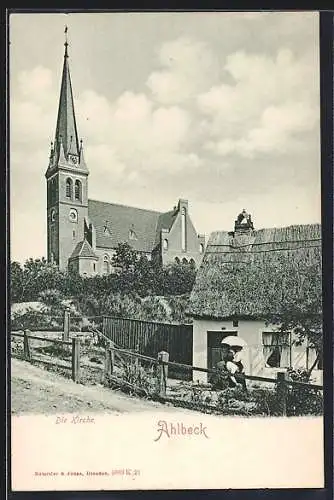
<box><xmin>220</xmin><ymin>336</ymin><xmax>248</xmax><ymax>391</ymax></box>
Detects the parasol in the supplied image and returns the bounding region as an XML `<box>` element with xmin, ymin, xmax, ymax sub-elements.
<box><xmin>221</xmin><ymin>336</ymin><xmax>247</xmax><ymax>348</ymax></box>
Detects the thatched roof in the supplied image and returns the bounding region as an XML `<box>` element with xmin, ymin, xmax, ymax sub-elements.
<box><xmin>188</xmin><ymin>224</ymin><xmax>322</xmax><ymax>320</ymax></box>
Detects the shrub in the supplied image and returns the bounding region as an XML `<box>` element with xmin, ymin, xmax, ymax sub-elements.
<box><xmin>286</xmin><ymin>368</ymin><xmax>323</xmax><ymax>416</ymax></box>
<box><xmin>11</xmin><ymin>308</ymin><xmax>63</xmax><ymax>331</ymax></box>
<box><xmin>122</xmin><ymin>360</ymin><xmax>157</xmax><ymax>396</ymax></box>
<box><xmin>39</xmin><ymin>289</ymin><xmax>65</xmax><ymax>308</ymax></box>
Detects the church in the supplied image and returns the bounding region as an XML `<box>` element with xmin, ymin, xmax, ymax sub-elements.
<box><xmin>45</xmin><ymin>37</ymin><xmax>205</xmax><ymax>276</ymax></box>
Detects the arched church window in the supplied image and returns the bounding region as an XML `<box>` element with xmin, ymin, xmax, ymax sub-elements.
<box><xmin>66</xmin><ymin>178</ymin><xmax>73</xmax><ymax>199</ymax></box>
<box><xmin>75</xmin><ymin>180</ymin><xmax>82</xmax><ymax>201</ymax></box>
<box><xmin>182</xmin><ymin>257</ymin><xmax>188</xmax><ymax>265</ymax></box>
<box><xmin>199</xmin><ymin>243</ymin><xmax>204</xmax><ymax>254</ymax></box>
<box><xmin>175</xmin><ymin>257</ymin><xmax>180</xmax><ymax>264</ymax></box>
<box><xmin>103</xmin><ymin>256</ymin><xmax>109</xmax><ymax>275</ymax></box>
<box><xmin>189</xmin><ymin>258</ymin><xmax>195</xmax><ymax>269</ymax></box>
<box><xmin>163</xmin><ymin>239</ymin><xmax>168</xmax><ymax>250</ymax></box>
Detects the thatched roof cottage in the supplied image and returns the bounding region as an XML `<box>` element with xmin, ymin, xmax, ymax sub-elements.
<box><xmin>187</xmin><ymin>210</ymin><xmax>322</xmax><ymax>383</ymax></box>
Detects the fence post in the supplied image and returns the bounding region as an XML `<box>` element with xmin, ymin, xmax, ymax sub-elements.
<box><xmin>23</xmin><ymin>329</ymin><xmax>31</xmax><ymax>361</ymax></box>
<box><xmin>72</xmin><ymin>337</ymin><xmax>81</xmax><ymax>383</ymax></box>
<box><xmin>63</xmin><ymin>309</ymin><xmax>70</xmax><ymax>341</ymax></box>
<box><xmin>157</xmin><ymin>351</ymin><xmax>169</xmax><ymax>397</ymax></box>
<box><xmin>135</xmin><ymin>342</ymin><xmax>140</xmax><ymax>369</ymax></box>
<box><xmin>276</xmin><ymin>371</ymin><xmax>288</xmax><ymax>417</ymax></box>
<box><xmin>105</xmin><ymin>347</ymin><xmax>114</xmax><ymax>378</ymax></box>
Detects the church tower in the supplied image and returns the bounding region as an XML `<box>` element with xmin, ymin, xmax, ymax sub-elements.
<box><xmin>45</xmin><ymin>30</ymin><xmax>89</xmax><ymax>271</ymax></box>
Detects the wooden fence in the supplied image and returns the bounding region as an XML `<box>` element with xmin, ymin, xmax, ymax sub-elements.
<box><xmin>102</xmin><ymin>316</ymin><xmax>193</xmax><ymax>380</ymax></box>
<box><xmin>103</xmin><ymin>344</ymin><xmax>323</xmax><ymax>417</ymax></box>
<box><xmin>11</xmin><ymin>330</ymin><xmax>80</xmax><ymax>382</ymax></box>
<box><xmin>11</xmin><ymin>329</ymin><xmax>323</xmax><ymax>417</ymax></box>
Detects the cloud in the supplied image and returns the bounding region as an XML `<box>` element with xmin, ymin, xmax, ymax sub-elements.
<box><xmin>77</xmin><ymin>89</ymin><xmax>197</xmax><ymax>175</ymax></box>
<box><xmin>17</xmin><ymin>66</ymin><xmax>53</xmax><ymax>101</ymax></box>
<box><xmin>197</xmin><ymin>48</ymin><xmax>319</xmax><ymax>157</ymax></box>
<box><xmin>205</xmin><ymin>100</ymin><xmax>319</xmax><ymax>158</ymax></box>
<box><xmin>146</xmin><ymin>36</ymin><xmax>219</xmax><ymax>104</ymax></box>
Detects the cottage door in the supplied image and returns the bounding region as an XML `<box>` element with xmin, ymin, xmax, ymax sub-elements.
<box><xmin>207</xmin><ymin>330</ymin><xmax>237</xmax><ymax>382</ymax></box>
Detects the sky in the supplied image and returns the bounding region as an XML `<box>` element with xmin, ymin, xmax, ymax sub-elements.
<box><xmin>10</xmin><ymin>11</ymin><xmax>321</xmax><ymax>263</ymax></box>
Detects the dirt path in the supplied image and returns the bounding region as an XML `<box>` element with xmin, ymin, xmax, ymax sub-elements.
<box><xmin>11</xmin><ymin>358</ymin><xmax>192</xmax><ymax>415</ymax></box>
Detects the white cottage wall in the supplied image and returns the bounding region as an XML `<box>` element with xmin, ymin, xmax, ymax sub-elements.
<box><xmin>193</xmin><ymin>318</ymin><xmax>322</xmax><ymax>384</ymax></box>
<box><xmin>193</xmin><ymin>318</ymin><xmax>266</xmax><ymax>383</ymax></box>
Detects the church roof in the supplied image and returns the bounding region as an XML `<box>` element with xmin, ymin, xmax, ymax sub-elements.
<box><xmin>88</xmin><ymin>199</ymin><xmax>176</xmax><ymax>252</ymax></box>
<box><xmin>188</xmin><ymin>223</ymin><xmax>322</xmax><ymax>320</ymax></box>
<box><xmin>69</xmin><ymin>239</ymin><xmax>98</xmax><ymax>260</ymax></box>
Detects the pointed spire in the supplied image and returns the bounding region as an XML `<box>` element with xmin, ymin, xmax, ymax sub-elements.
<box><xmin>54</xmin><ymin>26</ymin><xmax>80</xmax><ymax>161</ymax></box>
<box><xmin>79</xmin><ymin>138</ymin><xmax>87</xmax><ymax>168</ymax></box>
<box><xmin>46</xmin><ymin>29</ymin><xmax>89</xmax><ymax>178</ymax></box>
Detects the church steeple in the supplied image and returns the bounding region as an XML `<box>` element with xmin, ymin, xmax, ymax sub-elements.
<box><xmin>54</xmin><ymin>27</ymin><xmax>80</xmax><ymax>161</ymax></box>
<box><xmin>46</xmin><ymin>27</ymin><xmax>88</xmax><ymax>176</ymax></box>
<box><xmin>45</xmin><ymin>28</ymin><xmax>89</xmax><ymax>271</ymax></box>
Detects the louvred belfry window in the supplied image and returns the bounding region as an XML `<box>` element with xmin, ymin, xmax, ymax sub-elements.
<box><xmin>75</xmin><ymin>180</ymin><xmax>82</xmax><ymax>201</ymax></box>
<box><xmin>66</xmin><ymin>178</ymin><xmax>73</xmax><ymax>198</ymax></box>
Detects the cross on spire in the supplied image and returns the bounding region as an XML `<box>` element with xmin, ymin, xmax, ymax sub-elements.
<box><xmin>64</xmin><ymin>25</ymin><xmax>69</xmax><ymax>57</ymax></box>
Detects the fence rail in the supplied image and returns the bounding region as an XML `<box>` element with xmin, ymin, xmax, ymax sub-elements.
<box><xmin>105</xmin><ymin>343</ymin><xmax>323</xmax><ymax>391</ymax></box>
<box><xmin>11</xmin><ymin>328</ymin><xmax>323</xmax><ymax>417</ymax></box>
<box><xmin>11</xmin><ymin>329</ymin><xmax>78</xmax><ymax>381</ymax></box>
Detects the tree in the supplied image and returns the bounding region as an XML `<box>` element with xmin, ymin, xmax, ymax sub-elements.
<box><xmin>134</xmin><ymin>255</ymin><xmax>156</xmax><ymax>296</ymax></box>
<box><xmin>10</xmin><ymin>258</ymin><xmax>65</xmax><ymax>302</ymax></box>
<box><xmin>162</xmin><ymin>261</ymin><xmax>197</xmax><ymax>295</ymax></box>
<box><xmin>258</xmin><ymin>255</ymin><xmax>322</xmax><ymax>376</ymax></box>
<box><xmin>10</xmin><ymin>261</ymin><xmax>24</xmax><ymax>303</ymax></box>
<box><xmin>111</xmin><ymin>242</ymin><xmax>139</xmax><ymax>273</ymax></box>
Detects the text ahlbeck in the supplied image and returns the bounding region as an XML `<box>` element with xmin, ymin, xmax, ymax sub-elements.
<box><xmin>154</xmin><ymin>420</ymin><xmax>209</xmax><ymax>441</ymax></box>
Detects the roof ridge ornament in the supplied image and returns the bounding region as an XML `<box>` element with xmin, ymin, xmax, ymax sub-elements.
<box><xmin>234</xmin><ymin>209</ymin><xmax>254</xmax><ymax>232</ymax></box>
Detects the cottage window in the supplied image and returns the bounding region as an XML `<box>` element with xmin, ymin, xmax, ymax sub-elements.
<box><xmin>66</xmin><ymin>178</ymin><xmax>73</xmax><ymax>198</ymax></box>
<box><xmin>262</xmin><ymin>332</ymin><xmax>291</xmax><ymax>368</ymax></box>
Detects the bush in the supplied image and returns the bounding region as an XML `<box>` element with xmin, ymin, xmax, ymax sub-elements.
<box><xmin>286</xmin><ymin>368</ymin><xmax>323</xmax><ymax>416</ymax></box>
<box><xmin>11</xmin><ymin>308</ymin><xmax>63</xmax><ymax>331</ymax></box>
<box><xmin>39</xmin><ymin>289</ymin><xmax>65</xmax><ymax>308</ymax></box>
